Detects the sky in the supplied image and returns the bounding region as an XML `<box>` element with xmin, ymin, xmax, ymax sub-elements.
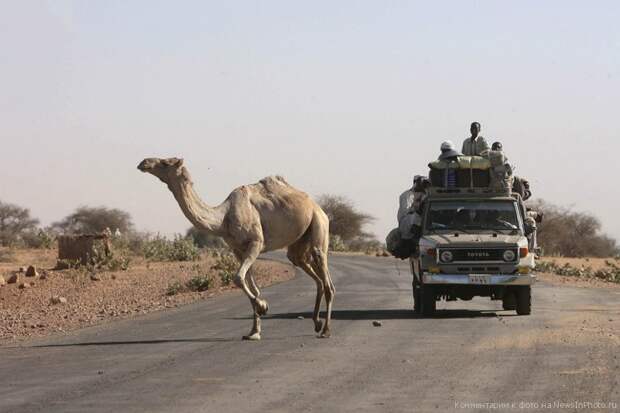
<box><xmin>1</xmin><ymin>1</ymin><xmax>619</xmax><ymax>242</ymax></box>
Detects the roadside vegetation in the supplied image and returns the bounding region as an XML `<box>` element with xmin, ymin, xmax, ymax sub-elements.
<box><xmin>530</xmin><ymin>200</ymin><xmax>619</xmax><ymax>258</ymax></box>
<box><xmin>318</xmin><ymin>194</ymin><xmax>386</xmax><ymax>255</ymax></box>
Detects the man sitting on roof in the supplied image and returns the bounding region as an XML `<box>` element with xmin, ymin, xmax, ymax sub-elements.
<box><xmin>438</xmin><ymin>140</ymin><xmax>462</xmax><ymax>188</ymax></box>
<box><xmin>462</xmin><ymin>121</ymin><xmax>490</xmax><ymax>157</ymax></box>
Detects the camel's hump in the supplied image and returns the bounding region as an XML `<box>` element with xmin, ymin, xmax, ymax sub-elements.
<box><xmin>259</xmin><ymin>175</ymin><xmax>289</xmax><ymax>186</ymax></box>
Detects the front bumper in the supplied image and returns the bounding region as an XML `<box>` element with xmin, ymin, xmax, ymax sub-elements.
<box><xmin>422</xmin><ymin>273</ymin><xmax>536</xmax><ymax>286</ymax></box>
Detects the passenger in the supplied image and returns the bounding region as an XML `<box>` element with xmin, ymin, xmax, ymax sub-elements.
<box><xmin>397</xmin><ymin>176</ymin><xmax>416</xmax><ymax>239</ymax></box>
<box><xmin>438</xmin><ymin>141</ymin><xmax>462</xmax><ymax>188</ymax></box>
<box><xmin>398</xmin><ymin>175</ymin><xmax>426</xmax><ymax>240</ymax></box>
<box><xmin>462</xmin><ymin>121</ymin><xmax>490</xmax><ymax>157</ymax></box>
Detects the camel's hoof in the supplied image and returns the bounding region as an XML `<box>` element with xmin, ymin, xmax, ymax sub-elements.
<box><xmin>242</xmin><ymin>333</ymin><xmax>261</xmax><ymax>341</ymax></box>
<box><xmin>314</xmin><ymin>319</ymin><xmax>323</xmax><ymax>333</ymax></box>
<box><xmin>255</xmin><ymin>299</ymin><xmax>269</xmax><ymax>316</ymax></box>
<box><xmin>319</xmin><ymin>330</ymin><xmax>331</xmax><ymax>339</ymax></box>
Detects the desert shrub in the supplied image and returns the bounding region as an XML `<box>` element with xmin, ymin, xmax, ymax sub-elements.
<box><xmin>329</xmin><ymin>234</ymin><xmax>347</xmax><ymax>252</ymax></box>
<box><xmin>0</xmin><ymin>201</ymin><xmax>40</xmax><ymax>247</ymax></box>
<box><xmin>213</xmin><ymin>252</ymin><xmax>238</xmax><ymax>285</ymax></box>
<box><xmin>537</xmin><ymin>260</ymin><xmax>620</xmax><ymax>283</ymax></box>
<box><xmin>21</xmin><ymin>229</ymin><xmax>55</xmax><ymax>249</ymax></box>
<box><xmin>186</xmin><ymin>275</ymin><xmax>212</xmax><ymax>292</ymax></box>
<box><xmin>166</xmin><ymin>280</ymin><xmax>186</xmax><ymax>296</ymax></box>
<box><xmin>318</xmin><ymin>195</ymin><xmax>375</xmax><ymax>242</ymax></box>
<box><xmin>528</xmin><ymin>200</ymin><xmax>619</xmax><ymax>257</ymax></box>
<box><xmin>142</xmin><ymin>235</ymin><xmax>200</xmax><ymax>262</ymax></box>
<box><xmin>52</xmin><ymin>206</ymin><xmax>134</xmax><ymax>235</ymax></box>
<box><xmin>347</xmin><ymin>236</ymin><xmax>384</xmax><ymax>254</ymax></box>
<box><xmin>186</xmin><ymin>227</ymin><xmax>227</xmax><ymax>249</ymax></box>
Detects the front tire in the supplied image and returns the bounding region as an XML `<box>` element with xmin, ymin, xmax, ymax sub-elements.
<box><xmin>516</xmin><ymin>286</ymin><xmax>531</xmax><ymax>315</ymax></box>
<box><xmin>421</xmin><ymin>285</ymin><xmax>436</xmax><ymax>316</ymax></box>
<box><xmin>502</xmin><ymin>291</ymin><xmax>517</xmax><ymax>310</ymax></box>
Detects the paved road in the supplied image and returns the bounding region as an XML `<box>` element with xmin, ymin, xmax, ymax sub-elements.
<box><xmin>2</xmin><ymin>253</ymin><xmax>619</xmax><ymax>413</ymax></box>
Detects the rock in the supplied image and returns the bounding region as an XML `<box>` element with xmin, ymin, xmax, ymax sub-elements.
<box><xmin>90</xmin><ymin>274</ymin><xmax>101</xmax><ymax>281</ymax></box>
<box><xmin>372</xmin><ymin>320</ymin><xmax>383</xmax><ymax>327</ymax></box>
<box><xmin>39</xmin><ymin>271</ymin><xmax>48</xmax><ymax>280</ymax></box>
<box><xmin>50</xmin><ymin>296</ymin><xmax>67</xmax><ymax>305</ymax></box>
<box><xmin>297</xmin><ymin>315</ymin><xmax>304</xmax><ymax>320</ymax></box>
<box><xmin>7</xmin><ymin>273</ymin><xmax>18</xmax><ymax>284</ymax></box>
<box><xmin>18</xmin><ymin>282</ymin><xmax>31</xmax><ymax>289</ymax></box>
<box><xmin>25</xmin><ymin>265</ymin><xmax>38</xmax><ymax>277</ymax></box>
<box><xmin>0</xmin><ymin>276</ymin><xmax>5</xmax><ymax>286</ymax></box>
<box><xmin>18</xmin><ymin>267</ymin><xmax>26</xmax><ymax>273</ymax></box>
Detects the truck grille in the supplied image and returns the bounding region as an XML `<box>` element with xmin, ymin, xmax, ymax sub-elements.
<box><xmin>439</xmin><ymin>248</ymin><xmax>517</xmax><ymax>263</ymax></box>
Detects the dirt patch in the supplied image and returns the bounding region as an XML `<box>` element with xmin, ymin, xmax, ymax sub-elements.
<box><xmin>474</xmin><ymin>309</ymin><xmax>620</xmax><ymax>351</ymax></box>
<box><xmin>0</xmin><ymin>248</ymin><xmax>294</xmax><ymax>343</ymax></box>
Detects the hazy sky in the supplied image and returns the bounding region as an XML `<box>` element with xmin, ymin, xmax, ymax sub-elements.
<box><xmin>2</xmin><ymin>1</ymin><xmax>619</xmax><ymax>242</ymax></box>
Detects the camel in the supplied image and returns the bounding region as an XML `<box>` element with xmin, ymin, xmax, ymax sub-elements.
<box><xmin>137</xmin><ymin>157</ymin><xmax>335</xmax><ymax>340</ymax></box>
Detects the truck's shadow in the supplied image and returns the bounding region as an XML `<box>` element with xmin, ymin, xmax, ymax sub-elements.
<box><xmin>243</xmin><ymin>308</ymin><xmax>516</xmax><ymax>320</ymax></box>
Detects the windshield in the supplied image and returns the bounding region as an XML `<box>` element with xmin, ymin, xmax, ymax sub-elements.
<box><xmin>424</xmin><ymin>200</ymin><xmax>521</xmax><ymax>232</ymax></box>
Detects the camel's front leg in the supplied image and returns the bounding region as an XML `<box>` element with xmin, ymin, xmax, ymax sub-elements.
<box><xmin>233</xmin><ymin>242</ymin><xmax>266</xmax><ymax>341</ymax></box>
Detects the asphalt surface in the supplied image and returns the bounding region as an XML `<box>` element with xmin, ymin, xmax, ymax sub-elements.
<box><xmin>2</xmin><ymin>253</ymin><xmax>619</xmax><ymax>413</ymax></box>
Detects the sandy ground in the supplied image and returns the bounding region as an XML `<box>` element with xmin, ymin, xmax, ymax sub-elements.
<box><xmin>0</xmin><ymin>248</ymin><xmax>293</xmax><ymax>343</ymax></box>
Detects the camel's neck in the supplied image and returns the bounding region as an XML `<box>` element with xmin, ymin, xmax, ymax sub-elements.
<box><xmin>167</xmin><ymin>178</ymin><xmax>228</xmax><ymax>235</ymax></box>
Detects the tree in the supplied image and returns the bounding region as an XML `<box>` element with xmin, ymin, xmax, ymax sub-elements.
<box><xmin>317</xmin><ymin>195</ymin><xmax>375</xmax><ymax>242</ymax></box>
<box><xmin>528</xmin><ymin>200</ymin><xmax>619</xmax><ymax>257</ymax></box>
<box><xmin>0</xmin><ymin>200</ymin><xmax>40</xmax><ymax>246</ymax></box>
<box><xmin>52</xmin><ymin>206</ymin><xmax>134</xmax><ymax>235</ymax></box>
<box><xmin>186</xmin><ymin>227</ymin><xmax>227</xmax><ymax>249</ymax></box>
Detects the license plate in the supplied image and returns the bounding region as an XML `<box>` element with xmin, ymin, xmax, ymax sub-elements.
<box><xmin>469</xmin><ymin>274</ymin><xmax>491</xmax><ymax>284</ymax></box>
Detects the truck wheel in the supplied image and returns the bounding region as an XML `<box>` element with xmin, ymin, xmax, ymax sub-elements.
<box><xmin>413</xmin><ymin>286</ymin><xmax>421</xmax><ymax>313</ymax></box>
<box><xmin>502</xmin><ymin>292</ymin><xmax>517</xmax><ymax>310</ymax></box>
<box><xmin>412</xmin><ymin>279</ymin><xmax>421</xmax><ymax>313</ymax></box>
<box><xmin>515</xmin><ymin>286</ymin><xmax>531</xmax><ymax>315</ymax></box>
<box><xmin>421</xmin><ymin>285</ymin><xmax>436</xmax><ymax>316</ymax></box>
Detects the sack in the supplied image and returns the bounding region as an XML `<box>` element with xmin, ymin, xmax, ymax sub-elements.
<box><xmin>386</xmin><ymin>228</ymin><xmax>416</xmax><ymax>259</ymax></box>
<box><xmin>428</xmin><ymin>156</ymin><xmax>491</xmax><ymax>170</ymax></box>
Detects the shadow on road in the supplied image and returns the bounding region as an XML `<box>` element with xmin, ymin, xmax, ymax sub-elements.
<box><xmin>230</xmin><ymin>308</ymin><xmax>512</xmax><ymax>321</ymax></box>
<box><xmin>27</xmin><ymin>337</ymin><xmax>234</xmax><ymax>348</ymax></box>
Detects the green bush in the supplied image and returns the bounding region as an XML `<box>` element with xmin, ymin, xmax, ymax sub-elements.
<box><xmin>213</xmin><ymin>252</ymin><xmax>238</xmax><ymax>286</ymax></box>
<box><xmin>166</xmin><ymin>280</ymin><xmax>186</xmax><ymax>296</ymax></box>
<box><xmin>142</xmin><ymin>235</ymin><xmax>200</xmax><ymax>262</ymax></box>
<box><xmin>186</xmin><ymin>275</ymin><xmax>211</xmax><ymax>292</ymax></box>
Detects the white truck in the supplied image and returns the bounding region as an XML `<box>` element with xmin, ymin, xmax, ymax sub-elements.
<box><xmin>410</xmin><ymin>159</ymin><xmax>537</xmax><ymax>316</ymax></box>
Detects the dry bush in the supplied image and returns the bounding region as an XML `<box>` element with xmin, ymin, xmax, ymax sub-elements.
<box><xmin>318</xmin><ymin>195</ymin><xmax>379</xmax><ymax>252</ymax></box>
<box><xmin>0</xmin><ymin>201</ymin><xmax>40</xmax><ymax>247</ymax></box>
<box><xmin>142</xmin><ymin>235</ymin><xmax>200</xmax><ymax>262</ymax></box>
<box><xmin>52</xmin><ymin>206</ymin><xmax>133</xmax><ymax>235</ymax></box>
<box><xmin>528</xmin><ymin>199</ymin><xmax>619</xmax><ymax>257</ymax></box>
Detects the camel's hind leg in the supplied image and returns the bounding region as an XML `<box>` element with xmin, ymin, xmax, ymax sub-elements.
<box><xmin>287</xmin><ymin>240</ymin><xmax>325</xmax><ymax>333</ymax></box>
<box><xmin>309</xmin><ymin>210</ymin><xmax>335</xmax><ymax>338</ymax></box>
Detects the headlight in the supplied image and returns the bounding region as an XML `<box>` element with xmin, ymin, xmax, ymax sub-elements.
<box><xmin>503</xmin><ymin>250</ymin><xmax>516</xmax><ymax>262</ymax></box>
<box><xmin>440</xmin><ymin>250</ymin><xmax>453</xmax><ymax>263</ymax></box>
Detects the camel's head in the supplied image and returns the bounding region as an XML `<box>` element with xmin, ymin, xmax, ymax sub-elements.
<box><xmin>137</xmin><ymin>157</ymin><xmax>190</xmax><ymax>184</ymax></box>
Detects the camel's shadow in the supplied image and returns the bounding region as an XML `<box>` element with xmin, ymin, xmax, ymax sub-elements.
<box><xmin>232</xmin><ymin>308</ymin><xmax>515</xmax><ymax>321</ymax></box>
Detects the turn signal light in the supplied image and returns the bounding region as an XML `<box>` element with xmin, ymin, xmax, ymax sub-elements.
<box><xmin>428</xmin><ymin>266</ymin><xmax>441</xmax><ymax>274</ymax></box>
<box><xmin>519</xmin><ymin>247</ymin><xmax>529</xmax><ymax>258</ymax></box>
<box><xmin>517</xmin><ymin>266</ymin><xmax>531</xmax><ymax>274</ymax></box>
